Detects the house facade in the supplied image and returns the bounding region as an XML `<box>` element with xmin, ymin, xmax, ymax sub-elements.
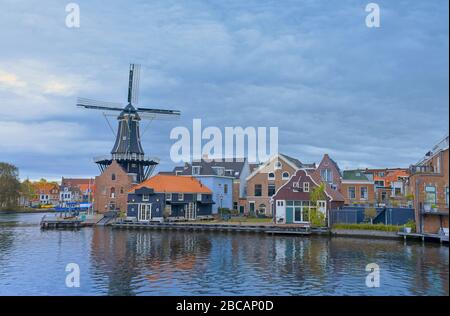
<box><xmin>246</xmin><ymin>154</ymin><xmax>316</xmax><ymax>217</ymax></box>
<box><xmin>364</xmin><ymin>168</ymin><xmax>410</xmax><ymax>206</ymax></box>
<box><xmin>340</xmin><ymin>170</ymin><xmax>375</xmax><ymax>205</ymax></box>
<box><xmin>61</xmin><ymin>178</ymin><xmax>95</xmax><ymax>203</ymax></box>
<box><xmin>272</xmin><ymin>169</ymin><xmax>345</xmax><ymax>225</ymax></box>
<box><xmin>33</xmin><ymin>182</ymin><xmax>60</xmax><ymax>206</ymax></box>
<box><xmin>408</xmin><ymin>135</ymin><xmax>449</xmax><ymax>234</ymax></box>
<box><xmin>127</xmin><ymin>174</ymin><xmax>213</xmax><ymax>222</ymax></box>
<box><xmin>316</xmin><ymin>154</ymin><xmax>342</xmax><ymax>191</ymax></box>
<box><xmin>94</xmin><ymin>160</ymin><xmax>134</xmax><ymax>214</ymax></box>
<box><xmin>174</xmin><ymin>158</ymin><xmax>250</xmax><ymax>214</ymax></box>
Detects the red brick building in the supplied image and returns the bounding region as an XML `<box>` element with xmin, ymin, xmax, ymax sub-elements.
<box><xmin>408</xmin><ymin>135</ymin><xmax>449</xmax><ymax>234</ymax></box>
<box><xmin>94</xmin><ymin>161</ymin><xmax>135</xmax><ymax>214</ymax></box>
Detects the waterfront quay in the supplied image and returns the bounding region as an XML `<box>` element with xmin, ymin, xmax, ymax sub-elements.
<box><xmin>113</xmin><ymin>221</ymin><xmax>312</xmax><ymax>236</ymax></box>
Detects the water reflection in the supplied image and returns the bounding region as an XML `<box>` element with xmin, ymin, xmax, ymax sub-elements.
<box><xmin>0</xmin><ymin>213</ymin><xmax>448</xmax><ymax>296</ymax></box>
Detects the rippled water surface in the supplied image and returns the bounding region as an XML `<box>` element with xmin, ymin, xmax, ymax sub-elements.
<box><xmin>0</xmin><ymin>212</ymin><xmax>448</xmax><ymax>295</ymax></box>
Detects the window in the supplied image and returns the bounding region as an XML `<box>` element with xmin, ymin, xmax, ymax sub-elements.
<box><xmin>192</xmin><ymin>166</ymin><xmax>201</xmax><ymax>175</ymax></box>
<box><xmin>165</xmin><ymin>193</ymin><xmax>171</xmax><ymax>201</ymax></box>
<box><xmin>374</xmin><ymin>180</ymin><xmax>384</xmax><ymax>187</ymax></box>
<box><xmin>110</xmin><ymin>187</ymin><xmax>115</xmax><ymax>198</ymax></box>
<box><xmin>360</xmin><ymin>187</ymin><xmax>368</xmax><ymax>200</ymax></box>
<box><xmin>268</xmin><ymin>172</ymin><xmax>275</xmax><ymax>180</ymax></box>
<box><xmin>142</xmin><ymin>194</ymin><xmax>149</xmax><ymax>202</ymax></box>
<box><xmin>214</xmin><ymin>167</ymin><xmax>225</xmax><ymax>176</ymax></box>
<box><xmin>287</xmin><ymin>200</ymin><xmax>311</xmax><ymax>223</ymax></box>
<box><xmin>254</xmin><ymin>184</ymin><xmax>262</xmax><ymax>196</ymax></box>
<box><xmin>268</xmin><ymin>184</ymin><xmax>276</xmax><ymax>196</ymax></box>
<box><xmin>425</xmin><ymin>186</ymin><xmax>436</xmax><ymax>205</ymax></box>
<box><xmin>394</xmin><ymin>188</ymin><xmax>402</xmax><ymax>196</ymax></box>
<box><xmin>293</xmin><ymin>182</ymin><xmax>300</xmax><ymax>189</ymax></box>
<box><xmin>446</xmin><ymin>187</ymin><xmax>449</xmax><ymax>207</ymax></box>
<box><xmin>274</xmin><ymin>161</ymin><xmax>282</xmax><ymax>169</ymax></box>
<box><xmin>258</xmin><ymin>204</ymin><xmax>266</xmax><ymax>215</ymax></box>
<box><xmin>249</xmin><ymin>202</ymin><xmax>255</xmax><ymax>214</ymax></box>
<box><xmin>436</xmin><ymin>157</ymin><xmax>441</xmax><ymax>173</ymax></box>
<box><xmin>303</xmin><ymin>182</ymin><xmax>310</xmax><ymax>193</ymax></box>
<box><xmin>348</xmin><ymin>187</ymin><xmax>356</xmax><ymax>200</ymax></box>
<box><xmin>111</xmin><ymin>173</ymin><xmax>116</xmax><ymax>181</ymax></box>
<box><xmin>320</xmin><ymin>169</ymin><xmax>333</xmax><ymax>183</ymax></box>
<box><xmin>120</xmin><ymin>187</ymin><xmax>124</xmax><ymax>194</ymax></box>
<box><xmin>178</xmin><ymin>193</ymin><xmax>184</xmax><ymax>201</ymax></box>
<box><xmin>282</xmin><ymin>172</ymin><xmax>290</xmax><ymax>180</ymax></box>
<box><xmin>233</xmin><ymin>202</ymin><xmax>238</xmax><ymax>210</ymax></box>
<box><xmin>224</xmin><ymin>184</ymin><xmax>228</xmax><ymax>194</ymax></box>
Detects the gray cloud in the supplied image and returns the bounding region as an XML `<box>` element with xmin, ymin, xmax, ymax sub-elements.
<box><xmin>0</xmin><ymin>0</ymin><xmax>448</xmax><ymax>180</ymax></box>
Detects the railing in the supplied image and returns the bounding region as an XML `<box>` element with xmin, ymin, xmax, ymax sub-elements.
<box><xmin>409</xmin><ymin>165</ymin><xmax>436</xmax><ymax>175</ymax></box>
<box><xmin>93</xmin><ymin>154</ymin><xmax>160</xmax><ymax>163</ymax></box>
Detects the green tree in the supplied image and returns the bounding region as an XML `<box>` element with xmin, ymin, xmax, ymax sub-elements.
<box><xmin>309</xmin><ymin>183</ymin><xmax>326</xmax><ymax>227</ymax></box>
<box><xmin>364</xmin><ymin>207</ymin><xmax>377</xmax><ymax>224</ymax></box>
<box><xmin>0</xmin><ymin>162</ymin><xmax>21</xmax><ymax>210</ymax></box>
<box><xmin>20</xmin><ymin>179</ymin><xmax>36</xmax><ymax>202</ymax></box>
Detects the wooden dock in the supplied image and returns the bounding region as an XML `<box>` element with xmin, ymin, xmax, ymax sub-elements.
<box><xmin>112</xmin><ymin>221</ymin><xmax>312</xmax><ymax>235</ymax></box>
<box><xmin>40</xmin><ymin>215</ymin><xmax>82</xmax><ymax>229</ymax></box>
<box><xmin>398</xmin><ymin>232</ymin><xmax>449</xmax><ymax>244</ymax></box>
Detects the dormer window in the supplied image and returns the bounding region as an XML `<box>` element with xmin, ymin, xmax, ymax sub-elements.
<box><xmin>213</xmin><ymin>167</ymin><xmax>225</xmax><ymax>176</ymax></box>
<box><xmin>192</xmin><ymin>166</ymin><xmax>201</xmax><ymax>175</ymax></box>
<box><xmin>282</xmin><ymin>172</ymin><xmax>290</xmax><ymax>180</ymax></box>
<box><xmin>268</xmin><ymin>172</ymin><xmax>275</xmax><ymax>180</ymax></box>
<box><xmin>165</xmin><ymin>193</ymin><xmax>171</xmax><ymax>201</ymax></box>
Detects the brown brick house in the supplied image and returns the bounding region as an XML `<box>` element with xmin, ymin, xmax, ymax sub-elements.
<box><xmin>408</xmin><ymin>135</ymin><xmax>449</xmax><ymax>234</ymax></box>
<box><xmin>245</xmin><ymin>153</ymin><xmax>315</xmax><ymax>217</ymax></box>
<box><xmin>94</xmin><ymin>160</ymin><xmax>135</xmax><ymax>214</ymax></box>
<box><xmin>340</xmin><ymin>170</ymin><xmax>375</xmax><ymax>205</ymax></box>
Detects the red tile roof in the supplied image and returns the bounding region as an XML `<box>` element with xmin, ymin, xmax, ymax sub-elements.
<box><xmin>130</xmin><ymin>174</ymin><xmax>212</xmax><ymax>194</ymax></box>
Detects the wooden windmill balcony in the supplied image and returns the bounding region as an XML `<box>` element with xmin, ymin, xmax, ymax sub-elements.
<box><xmin>94</xmin><ymin>154</ymin><xmax>160</xmax><ymax>164</ymax></box>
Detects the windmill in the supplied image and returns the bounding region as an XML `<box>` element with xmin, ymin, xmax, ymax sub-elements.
<box><xmin>77</xmin><ymin>64</ymin><xmax>180</xmax><ymax>183</ymax></box>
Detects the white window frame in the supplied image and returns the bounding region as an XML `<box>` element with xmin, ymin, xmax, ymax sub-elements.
<box><xmin>142</xmin><ymin>194</ymin><xmax>149</xmax><ymax>202</ymax></box>
<box><xmin>303</xmin><ymin>182</ymin><xmax>310</xmax><ymax>193</ymax></box>
<box><xmin>165</xmin><ymin>193</ymin><xmax>171</xmax><ymax>201</ymax></box>
<box><xmin>178</xmin><ymin>193</ymin><xmax>184</xmax><ymax>201</ymax></box>
<box><xmin>192</xmin><ymin>166</ymin><xmax>201</xmax><ymax>175</ymax></box>
<box><xmin>360</xmin><ymin>186</ymin><xmax>368</xmax><ymax>200</ymax></box>
<box><xmin>282</xmin><ymin>172</ymin><xmax>290</xmax><ymax>180</ymax></box>
<box><xmin>268</xmin><ymin>172</ymin><xmax>275</xmax><ymax>180</ymax></box>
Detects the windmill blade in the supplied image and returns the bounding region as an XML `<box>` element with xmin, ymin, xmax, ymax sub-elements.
<box><xmin>137</xmin><ymin>107</ymin><xmax>181</xmax><ymax>116</ymax></box>
<box><xmin>127</xmin><ymin>63</ymin><xmax>141</xmax><ymax>105</ymax></box>
<box><xmin>138</xmin><ymin>112</ymin><xmax>181</xmax><ymax>121</ymax></box>
<box><xmin>77</xmin><ymin>97</ymin><xmax>123</xmax><ymax>112</ymax></box>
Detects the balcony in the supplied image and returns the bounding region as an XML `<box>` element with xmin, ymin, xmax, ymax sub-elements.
<box><xmin>409</xmin><ymin>165</ymin><xmax>436</xmax><ymax>175</ymax></box>
<box><xmin>421</xmin><ymin>203</ymin><xmax>449</xmax><ymax>216</ymax></box>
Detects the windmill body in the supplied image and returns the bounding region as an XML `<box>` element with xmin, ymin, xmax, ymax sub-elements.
<box><xmin>77</xmin><ymin>64</ymin><xmax>180</xmax><ymax>184</ymax></box>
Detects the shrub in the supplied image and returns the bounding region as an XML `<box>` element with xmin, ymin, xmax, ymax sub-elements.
<box><xmin>332</xmin><ymin>223</ymin><xmax>401</xmax><ymax>232</ymax></box>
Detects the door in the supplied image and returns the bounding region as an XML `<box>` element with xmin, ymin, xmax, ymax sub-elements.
<box><xmin>317</xmin><ymin>200</ymin><xmax>327</xmax><ymax>214</ymax></box>
<box><xmin>185</xmin><ymin>202</ymin><xmax>196</xmax><ymax>220</ymax></box>
<box><xmin>276</xmin><ymin>200</ymin><xmax>286</xmax><ymax>223</ymax></box>
<box><xmin>138</xmin><ymin>203</ymin><xmax>151</xmax><ymax>221</ymax></box>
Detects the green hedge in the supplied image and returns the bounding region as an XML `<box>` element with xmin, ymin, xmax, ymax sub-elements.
<box><xmin>333</xmin><ymin>223</ymin><xmax>401</xmax><ymax>232</ymax></box>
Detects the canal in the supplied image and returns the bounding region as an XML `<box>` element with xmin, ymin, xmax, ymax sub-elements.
<box><xmin>0</xmin><ymin>212</ymin><xmax>448</xmax><ymax>295</ymax></box>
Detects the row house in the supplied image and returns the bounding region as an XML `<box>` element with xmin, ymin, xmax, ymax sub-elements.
<box><xmin>407</xmin><ymin>135</ymin><xmax>449</xmax><ymax>234</ymax></box>
<box><xmin>127</xmin><ymin>174</ymin><xmax>213</xmax><ymax>222</ymax></box>
<box><xmin>61</xmin><ymin>177</ymin><xmax>95</xmax><ymax>203</ymax></box>
<box><xmin>173</xmin><ymin>158</ymin><xmax>251</xmax><ymax>214</ymax></box>
<box><xmin>364</xmin><ymin>168</ymin><xmax>410</xmax><ymax>205</ymax></box>
<box><xmin>340</xmin><ymin>170</ymin><xmax>375</xmax><ymax>205</ymax></box>
<box><xmin>316</xmin><ymin>154</ymin><xmax>342</xmax><ymax>191</ymax></box>
<box><xmin>245</xmin><ymin>153</ymin><xmax>316</xmax><ymax>217</ymax></box>
<box><xmin>272</xmin><ymin>169</ymin><xmax>345</xmax><ymax>225</ymax></box>
<box><xmin>32</xmin><ymin>182</ymin><xmax>60</xmax><ymax>206</ymax></box>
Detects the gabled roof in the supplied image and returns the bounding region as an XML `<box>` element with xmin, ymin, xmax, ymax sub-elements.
<box><xmin>246</xmin><ymin>153</ymin><xmax>316</xmax><ymax>181</ymax></box>
<box><xmin>318</xmin><ymin>154</ymin><xmax>342</xmax><ymax>177</ymax></box>
<box><xmin>308</xmin><ymin>170</ymin><xmax>345</xmax><ymax>202</ymax></box>
<box><xmin>130</xmin><ymin>174</ymin><xmax>212</xmax><ymax>194</ymax></box>
<box><xmin>342</xmin><ymin>170</ymin><xmax>372</xmax><ymax>182</ymax></box>
<box><xmin>174</xmin><ymin>158</ymin><xmax>246</xmax><ymax>178</ymax></box>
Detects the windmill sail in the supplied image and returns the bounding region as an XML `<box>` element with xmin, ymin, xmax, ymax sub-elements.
<box><xmin>76</xmin><ymin>63</ymin><xmax>180</xmax><ymax>182</ymax></box>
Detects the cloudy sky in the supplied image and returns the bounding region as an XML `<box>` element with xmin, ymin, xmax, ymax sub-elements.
<box><xmin>0</xmin><ymin>0</ymin><xmax>448</xmax><ymax>181</ymax></box>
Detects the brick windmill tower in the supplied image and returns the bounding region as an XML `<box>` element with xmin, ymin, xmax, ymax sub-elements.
<box><xmin>77</xmin><ymin>64</ymin><xmax>180</xmax><ymax>213</ymax></box>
